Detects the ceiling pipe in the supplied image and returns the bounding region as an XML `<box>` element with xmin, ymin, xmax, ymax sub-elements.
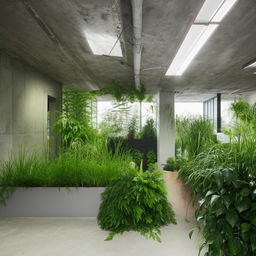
<box><xmin>130</xmin><ymin>0</ymin><xmax>143</xmax><ymax>90</ymax></box>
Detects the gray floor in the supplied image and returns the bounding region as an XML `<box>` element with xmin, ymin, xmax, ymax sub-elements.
<box><xmin>0</xmin><ymin>218</ymin><xmax>202</xmax><ymax>256</ymax></box>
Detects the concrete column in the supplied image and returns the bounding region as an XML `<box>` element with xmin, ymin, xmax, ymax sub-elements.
<box><xmin>157</xmin><ymin>90</ymin><xmax>175</xmax><ymax>169</ymax></box>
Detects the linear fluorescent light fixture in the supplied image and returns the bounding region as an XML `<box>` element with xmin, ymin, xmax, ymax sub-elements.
<box><xmin>166</xmin><ymin>0</ymin><xmax>238</xmax><ymax>76</ymax></box>
<box><xmin>166</xmin><ymin>24</ymin><xmax>218</xmax><ymax>76</ymax></box>
<box><xmin>84</xmin><ymin>31</ymin><xmax>122</xmax><ymax>57</ymax></box>
<box><xmin>196</xmin><ymin>0</ymin><xmax>238</xmax><ymax>23</ymax></box>
<box><xmin>211</xmin><ymin>0</ymin><xmax>238</xmax><ymax>22</ymax></box>
<box><xmin>244</xmin><ymin>60</ymin><xmax>256</xmax><ymax>69</ymax></box>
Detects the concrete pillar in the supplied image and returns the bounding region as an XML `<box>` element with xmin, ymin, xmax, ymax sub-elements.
<box><xmin>157</xmin><ymin>90</ymin><xmax>175</xmax><ymax>169</ymax></box>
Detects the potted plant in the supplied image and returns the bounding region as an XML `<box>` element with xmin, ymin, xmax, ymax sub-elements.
<box><xmin>163</xmin><ymin>157</ymin><xmax>197</xmax><ymax>218</ymax></box>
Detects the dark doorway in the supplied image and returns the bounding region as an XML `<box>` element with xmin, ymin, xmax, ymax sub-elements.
<box><xmin>47</xmin><ymin>95</ymin><xmax>57</xmax><ymax>157</ymax></box>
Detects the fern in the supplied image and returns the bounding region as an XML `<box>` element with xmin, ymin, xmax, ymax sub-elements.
<box><xmin>97</xmin><ymin>170</ymin><xmax>176</xmax><ymax>242</ymax></box>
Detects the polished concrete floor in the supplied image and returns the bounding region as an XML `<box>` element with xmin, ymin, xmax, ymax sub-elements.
<box><xmin>0</xmin><ymin>217</ymin><xmax>201</xmax><ymax>256</ymax></box>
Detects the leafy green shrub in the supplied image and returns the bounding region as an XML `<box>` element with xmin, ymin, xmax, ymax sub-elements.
<box><xmin>179</xmin><ymin>147</ymin><xmax>256</xmax><ymax>256</ymax></box>
<box><xmin>146</xmin><ymin>150</ymin><xmax>157</xmax><ymax>171</ymax></box>
<box><xmin>140</xmin><ymin>118</ymin><xmax>157</xmax><ymax>139</ymax></box>
<box><xmin>127</xmin><ymin>116</ymin><xmax>138</xmax><ymax>139</ymax></box>
<box><xmin>178</xmin><ymin>107</ymin><xmax>256</xmax><ymax>256</ymax></box>
<box><xmin>163</xmin><ymin>157</ymin><xmax>185</xmax><ymax>171</ymax></box>
<box><xmin>97</xmin><ymin>169</ymin><xmax>176</xmax><ymax>241</ymax></box>
<box><xmin>131</xmin><ymin>149</ymin><xmax>144</xmax><ymax>167</ymax></box>
<box><xmin>146</xmin><ymin>150</ymin><xmax>157</xmax><ymax>172</ymax></box>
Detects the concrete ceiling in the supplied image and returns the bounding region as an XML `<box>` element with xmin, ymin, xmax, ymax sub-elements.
<box><xmin>0</xmin><ymin>0</ymin><xmax>256</xmax><ymax>99</ymax></box>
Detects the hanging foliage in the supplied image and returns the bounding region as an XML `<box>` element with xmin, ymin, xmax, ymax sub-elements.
<box><xmin>95</xmin><ymin>81</ymin><xmax>154</xmax><ymax>104</ymax></box>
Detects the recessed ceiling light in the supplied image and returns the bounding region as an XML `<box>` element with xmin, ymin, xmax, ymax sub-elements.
<box><xmin>84</xmin><ymin>31</ymin><xmax>122</xmax><ymax>57</ymax></box>
<box><xmin>165</xmin><ymin>0</ymin><xmax>238</xmax><ymax>76</ymax></box>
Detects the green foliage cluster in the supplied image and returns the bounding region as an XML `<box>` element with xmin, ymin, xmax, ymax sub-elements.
<box><xmin>97</xmin><ymin>81</ymin><xmax>153</xmax><ymax>104</ymax></box>
<box><xmin>54</xmin><ymin>87</ymin><xmax>96</xmax><ymax>147</ymax></box>
<box><xmin>0</xmin><ymin>138</ymin><xmax>134</xmax><ymax>203</ymax></box>
<box><xmin>163</xmin><ymin>157</ymin><xmax>185</xmax><ymax>171</ymax></box>
<box><xmin>127</xmin><ymin>116</ymin><xmax>138</xmax><ymax>139</ymax></box>
<box><xmin>178</xmin><ymin>100</ymin><xmax>256</xmax><ymax>256</ymax></box>
<box><xmin>230</xmin><ymin>98</ymin><xmax>256</xmax><ymax>123</ymax></box>
<box><xmin>146</xmin><ymin>150</ymin><xmax>157</xmax><ymax>171</ymax></box>
<box><xmin>176</xmin><ymin>116</ymin><xmax>217</xmax><ymax>159</ymax></box>
<box><xmin>140</xmin><ymin>118</ymin><xmax>157</xmax><ymax>139</ymax></box>
<box><xmin>97</xmin><ymin>169</ymin><xmax>176</xmax><ymax>242</ymax></box>
<box><xmin>99</xmin><ymin>111</ymin><xmax>126</xmax><ymax>137</ymax></box>
<box><xmin>131</xmin><ymin>149</ymin><xmax>144</xmax><ymax>167</ymax></box>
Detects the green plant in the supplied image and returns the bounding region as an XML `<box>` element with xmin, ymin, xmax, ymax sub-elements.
<box><xmin>163</xmin><ymin>157</ymin><xmax>185</xmax><ymax>171</ymax></box>
<box><xmin>146</xmin><ymin>150</ymin><xmax>156</xmax><ymax>164</ymax></box>
<box><xmin>54</xmin><ymin>86</ymin><xmax>96</xmax><ymax>147</ymax></box>
<box><xmin>230</xmin><ymin>98</ymin><xmax>256</xmax><ymax>123</ymax></box>
<box><xmin>176</xmin><ymin>116</ymin><xmax>217</xmax><ymax>159</ymax></box>
<box><xmin>146</xmin><ymin>150</ymin><xmax>157</xmax><ymax>171</ymax></box>
<box><xmin>97</xmin><ymin>167</ymin><xmax>176</xmax><ymax>242</ymax></box>
<box><xmin>140</xmin><ymin>118</ymin><xmax>157</xmax><ymax>139</ymax></box>
<box><xmin>175</xmin><ymin>116</ymin><xmax>190</xmax><ymax>156</ymax></box>
<box><xmin>127</xmin><ymin>116</ymin><xmax>138</xmax><ymax>139</ymax></box>
<box><xmin>131</xmin><ymin>149</ymin><xmax>144</xmax><ymax>167</ymax></box>
<box><xmin>179</xmin><ymin>146</ymin><xmax>256</xmax><ymax>256</ymax></box>
<box><xmin>96</xmin><ymin>81</ymin><xmax>153</xmax><ymax>104</ymax></box>
<box><xmin>0</xmin><ymin>137</ymin><xmax>135</xmax><ymax>203</ymax></box>
<box><xmin>98</xmin><ymin>111</ymin><xmax>124</xmax><ymax>137</ymax></box>
<box><xmin>163</xmin><ymin>157</ymin><xmax>177</xmax><ymax>171</ymax></box>
<box><xmin>178</xmin><ymin>103</ymin><xmax>256</xmax><ymax>255</ymax></box>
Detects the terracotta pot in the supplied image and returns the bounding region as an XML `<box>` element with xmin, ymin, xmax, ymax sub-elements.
<box><xmin>164</xmin><ymin>171</ymin><xmax>198</xmax><ymax>219</ymax></box>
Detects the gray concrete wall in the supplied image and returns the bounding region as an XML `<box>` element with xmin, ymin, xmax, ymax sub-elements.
<box><xmin>0</xmin><ymin>53</ymin><xmax>62</xmax><ymax>162</ymax></box>
<box><xmin>0</xmin><ymin>187</ymin><xmax>104</xmax><ymax>217</ymax></box>
<box><xmin>243</xmin><ymin>91</ymin><xmax>256</xmax><ymax>104</ymax></box>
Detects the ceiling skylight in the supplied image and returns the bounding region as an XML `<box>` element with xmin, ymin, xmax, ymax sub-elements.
<box><xmin>166</xmin><ymin>0</ymin><xmax>238</xmax><ymax>76</ymax></box>
<box><xmin>84</xmin><ymin>31</ymin><xmax>122</xmax><ymax>57</ymax></box>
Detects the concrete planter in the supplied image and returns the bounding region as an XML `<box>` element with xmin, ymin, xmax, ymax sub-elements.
<box><xmin>164</xmin><ymin>171</ymin><xmax>198</xmax><ymax>218</ymax></box>
<box><xmin>0</xmin><ymin>187</ymin><xmax>105</xmax><ymax>217</ymax></box>
<box><xmin>0</xmin><ymin>172</ymin><xmax>197</xmax><ymax>218</ymax></box>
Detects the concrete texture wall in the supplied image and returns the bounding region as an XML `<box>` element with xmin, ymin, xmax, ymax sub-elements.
<box><xmin>0</xmin><ymin>187</ymin><xmax>104</xmax><ymax>217</ymax></box>
<box><xmin>243</xmin><ymin>91</ymin><xmax>256</xmax><ymax>104</ymax></box>
<box><xmin>0</xmin><ymin>53</ymin><xmax>62</xmax><ymax>162</ymax></box>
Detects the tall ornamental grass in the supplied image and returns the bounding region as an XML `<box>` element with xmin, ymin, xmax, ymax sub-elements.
<box><xmin>0</xmin><ymin>138</ymin><xmax>135</xmax><ymax>190</ymax></box>
<box><xmin>176</xmin><ymin>116</ymin><xmax>217</xmax><ymax>159</ymax></box>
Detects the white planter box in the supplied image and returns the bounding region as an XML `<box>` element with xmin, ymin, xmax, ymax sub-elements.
<box><xmin>0</xmin><ymin>187</ymin><xmax>105</xmax><ymax>217</ymax></box>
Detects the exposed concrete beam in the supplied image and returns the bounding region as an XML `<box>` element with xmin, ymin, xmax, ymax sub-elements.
<box><xmin>130</xmin><ymin>0</ymin><xmax>143</xmax><ymax>90</ymax></box>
